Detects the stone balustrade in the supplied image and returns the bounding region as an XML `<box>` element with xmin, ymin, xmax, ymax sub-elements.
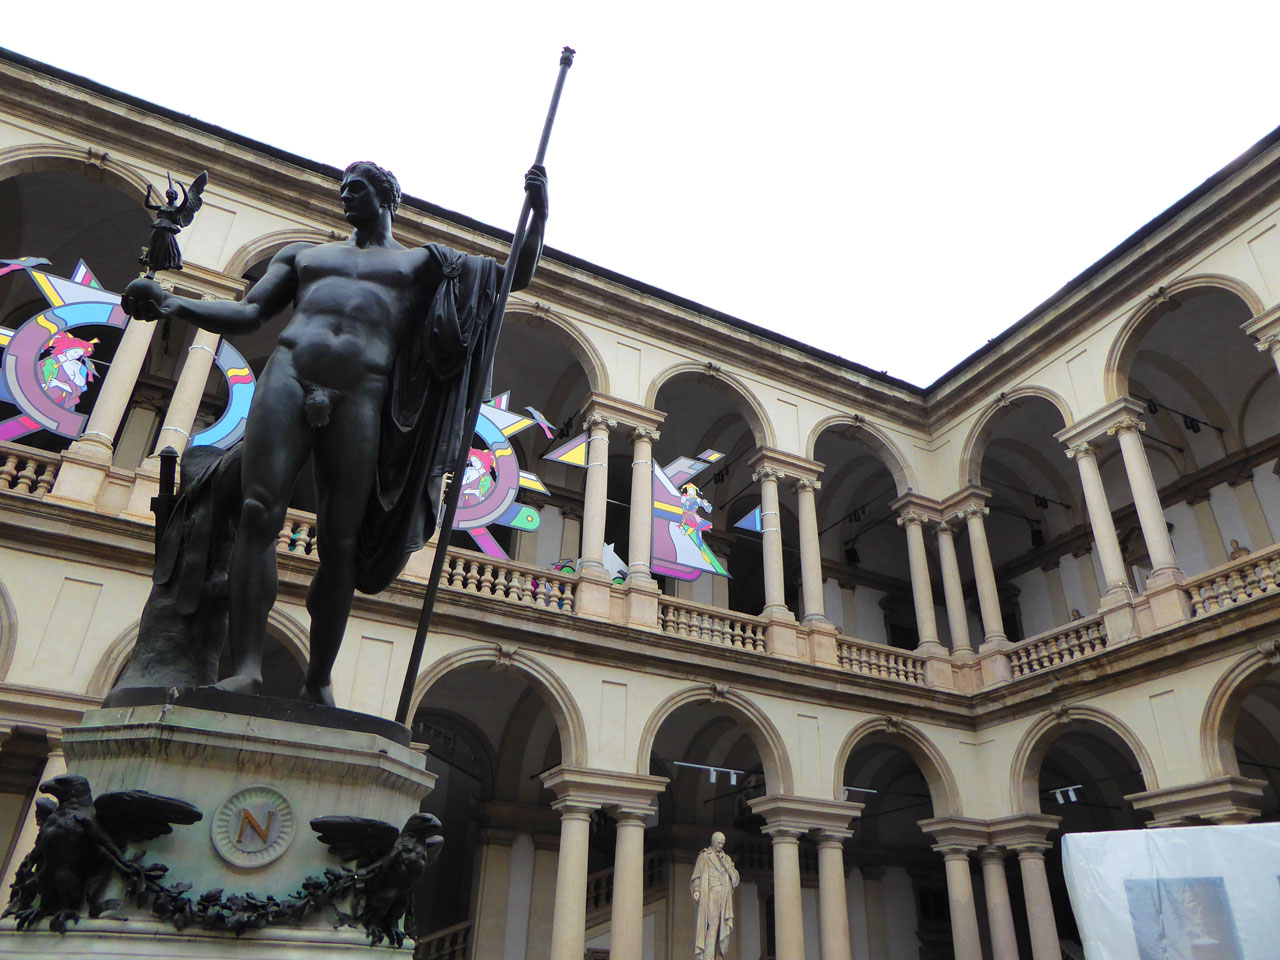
<box><xmin>0</xmin><ymin>442</ymin><xmax>59</xmax><ymax>498</ymax></box>
<box><xmin>1186</xmin><ymin>543</ymin><xmax>1280</xmax><ymax>617</ymax></box>
<box><xmin>658</xmin><ymin>597</ymin><xmax>767</xmax><ymax>652</ymax></box>
<box><xmin>277</xmin><ymin>510</ymin><xmax>318</xmax><ymax>555</ymax></box>
<box><xmin>440</xmin><ymin>547</ymin><xmax>577</xmax><ymax>613</ymax></box>
<box><xmin>584</xmin><ymin>851</ymin><xmax>667</xmax><ymax>915</ymax></box>
<box><xmin>835</xmin><ymin>636</ymin><xmax>927</xmax><ymax>684</ymax></box>
<box><xmin>416</xmin><ymin>920</ymin><xmax>472</xmax><ymax>960</ymax></box>
<box><xmin>1008</xmin><ymin>616</ymin><xmax>1108</xmax><ymax>678</ymax></box>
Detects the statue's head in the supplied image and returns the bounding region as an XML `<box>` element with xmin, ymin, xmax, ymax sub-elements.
<box><xmin>341</xmin><ymin>161</ymin><xmax>402</xmax><ymax>222</ymax></box>
<box><xmin>165</xmin><ymin>188</ymin><xmax>179</xmax><ymax>204</ymax></box>
<box><xmin>711</xmin><ymin>831</ymin><xmax>726</xmax><ymax>850</ymax></box>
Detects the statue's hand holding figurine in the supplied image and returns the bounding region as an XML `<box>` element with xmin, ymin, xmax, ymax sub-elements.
<box><xmin>691</xmin><ymin>831</ymin><xmax>739</xmax><ymax>960</ymax></box>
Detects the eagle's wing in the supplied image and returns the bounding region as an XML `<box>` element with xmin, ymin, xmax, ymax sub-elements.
<box><xmin>95</xmin><ymin>790</ymin><xmax>203</xmax><ymax>846</ymax></box>
<box><xmin>309</xmin><ymin>816</ymin><xmax>401</xmax><ymax>869</ymax></box>
<box><xmin>176</xmin><ymin>170</ymin><xmax>208</xmax><ymax>227</ymax></box>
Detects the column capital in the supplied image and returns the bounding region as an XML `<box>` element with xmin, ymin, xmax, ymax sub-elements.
<box><xmin>582</xmin><ymin>411</ymin><xmax>618</xmax><ymax>431</ymax></box>
<box><xmin>888</xmin><ymin>492</ymin><xmax>942</xmax><ymax>523</ymax></box>
<box><xmin>813</xmin><ymin>826</ymin><xmax>854</xmax><ymax>845</ymax></box>
<box><xmin>897</xmin><ymin>510</ymin><xmax>931</xmax><ymax>528</ymax></box>
<box><xmin>748</xmin><ymin>795</ymin><xmax>864</xmax><ymax>835</ymax></box>
<box><xmin>1106</xmin><ymin>415</ymin><xmax>1146</xmax><ymax>437</ymax></box>
<box><xmin>986</xmin><ymin>813</ymin><xmax>1061</xmax><ymax>851</ymax></box>
<box><xmin>918</xmin><ymin>816</ymin><xmax>990</xmax><ymax>852</ymax></box>
<box><xmin>1054</xmin><ymin>397</ymin><xmax>1147</xmax><ymax>447</ymax></box>
<box><xmin>748</xmin><ymin>447</ymin><xmax>823</xmax><ymax>482</ymax></box>
<box><xmin>539</xmin><ymin>766</ymin><xmax>668</xmax><ymax>816</ymax></box>
<box><xmin>1254</xmin><ymin>333</ymin><xmax>1280</xmax><ymax>354</ymax></box>
<box><xmin>791</xmin><ymin>477</ymin><xmax>821</xmax><ymax>494</ymax></box>
<box><xmin>1125</xmin><ymin>776</ymin><xmax>1267</xmax><ymax>827</ymax></box>
<box><xmin>978</xmin><ymin>844</ymin><xmax>1009</xmax><ymax>863</ymax></box>
<box><xmin>631</xmin><ymin>425</ymin><xmax>661</xmax><ymax>443</ymax></box>
<box><xmin>752</xmin><ymin>465</ymin><xmax>785</xmax><ymax>483</ymax></box>
<box><xmin>940</xmin><ymin>484</ymin><xmax>992</xmax><ymax>517</ymax></box>
<box><xmin>166</xmin><ymin>262</ymin><xmax>248</xmax><ymax>301</ymax></box>
<box><xmin>933</xmin><ymin>518</ymin><xmax>957</xmax><ymax>537</ymax></box>
<box><xmin>1241</xmin><ymin>302</ymin><xmax>1280</xmax><ymax>345</ymax></box>
<box><xmin>956</xmin><ymin>503</ymin><xmax>990</xmax><ymax>522</ymax></box>
<box><xmin>576</xmin><ymin>393</ymin><xmax>665</xmax><ymax>435</ymax></box>
<box><xmin>1064</xmin><ymin>440</ymin><xmax>1097</xmax><ymax>461</ymax></box>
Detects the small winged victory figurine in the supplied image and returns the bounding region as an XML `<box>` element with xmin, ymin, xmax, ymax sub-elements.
<box><xmin>2</xmin><ymin>773</ymin><xmax>202</xmax><ymax>933</ymax></box>
<box><xmin>310</xmin><ymin>812</ymin><xmax>443</xmax><ymax>947</ymax></box>
<box><xmin>139</xmin><ymin>171</ymin><xmax>208</xmax><ymax>278</ymax></box>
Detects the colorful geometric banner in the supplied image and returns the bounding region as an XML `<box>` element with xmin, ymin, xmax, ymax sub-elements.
<box><xmin>191</xmin><ymin>340</ymin><xmax>255</xmax><ymax>449</ymax></box>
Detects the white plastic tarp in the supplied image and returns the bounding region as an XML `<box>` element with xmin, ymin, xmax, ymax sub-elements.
<box><xmin>1061</xmin><ymin>822</ymin><xmax>1280</xmax><ymax>960</ymax></box>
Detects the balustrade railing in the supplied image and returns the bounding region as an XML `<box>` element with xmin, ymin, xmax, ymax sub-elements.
<box><xmin>0</xmin><ymin>443</ymin><xmax>59</xmax><ymax>498</ymax></box>
<box><xmin>1186</xmin><ymin>544</ymin><xmax>1280</xmax><ymax>617</ymax></box>
<box><xmin>1007</xmin><ymin>616</ymin><xmax>1108</xmax><ymax>678</ymax></box>
<box><xmin>440</xmin><ymin>548</ymin><xmax>576</xmax><ymax>613</ymax></box>
<box><xmin>416</xmin><ymin>920</ymin><xmax>471</xmax><ymax>960</ymax></box>
<box><xmin>658</xmin><ymin>597</ymin><xmax>766</xmax><ymax>652</ymax></box>
<box><xmin>277</xmin><ymin>510</ymin><xmax>318</xmax><ymax>555</ymax></box>
<box><xmin>584</xmin><ymin>851</ymin><xmax>666</xmax><ymax>914</ymax></box>
<box><xmin>835</xmin><ymin>636</ymin><xmax>927</xmax><ymax>684</ymax></box>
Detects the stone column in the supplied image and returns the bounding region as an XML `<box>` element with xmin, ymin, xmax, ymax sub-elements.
<box><xmin>815</xmin><ymin>829</ymin><xmax>854</xmax><ymax>960</ymax></box>
<box><xmin>153</xmin><ymin>326</ymin><xmax>221</xmax><ymax>455</ymax></box>
<box><xmin>755</xmin><ymin>466</ymin><xmax>789</xmax><ymax>617</ymax></box>
<box><xmin>0</xmin><ymin>738</ymin><xmax>64</xmax><ymax>897</ymax></box>
<box><xmin>1108</xmin><ymin>416</ymin><xmax>1179</xmax><ymax>576</ymax></box>
<box><xmin>860</xmin><ymin>865</ymin><xmax>889</xmax><ymax>960</ymax></box>
<box><xmin>936</xmin><ymin>844</ymin><xmax>983</xmax><ymax>960</ymax></box>
<box><xmin>898</xmin><ymin>511</ymin><xmax>942</xmax><ymax>651</ymax></box>
<box><xmin>627</xmin><ymin>426</ymin><xmax>659</xmax><ymax>582</ymax></box>
<box><xmin>1014</xmin><ymin>843</ymin><xmax>1061</xmax><ymax>960</ymax></box>
<box><xmin>1256</xmin><ymin>333</ymin><xmax>1280</xmax><ymax>378</ymax></box>
<box><xmin>958</xmin><ymin>504</ymin><xmax>1007</xmax><ymax>647</ymax></box>
<box><xmin>1066</xmin><ymin>442</ymin><xmax>1130</xmax><ymax>593</ymax></box>
<box><xmin>1073</xmin><ymin>549</ymin><xmax>1103</xmax><ymax>613</ymax></box>
<box><xmin>979</xmin><ymin>847</ymin><xmax>1020</xmax><ymax>960</ymax></box>
<box><xmin>548</xmin><ymin>799</ymin><xmax>595</xmax><ymax>960</ymax></box>
<box><xmin>578</xmin><ymin>412</ymin><xmax>616</xmax><ymax>572</ymax></box>
<box><xmin>794</xmin><ymin>478</ymin><xmax>827</xmax><ymax>621</ymax></box>
<box><xmin>764</xmin><ymin>826</ymin><xmax>807</xmax><ymax>960</ymax></box>
<box><xmin>609</xmin><ymin>809</ymin><xmax>648</xmax><ymax>960</ymax></box>
<box><xmin>934</xmin><ymin>520</ymin><xmax>973</xmax><ymax>654</ymax></box>
<box><xmin>1230</xmin><ymin>477</ymin><xmax>1275</xmax><ymax>552</ymax></box>
<box><xmin>1188</xmin><ymin>495</ymin><xmax>1228</xmax><ymax>567</ymax></box>
<box><xmin>49</xmin><ymin>316</ymin><xmax>160</xmax><ymax>505</ymax></box>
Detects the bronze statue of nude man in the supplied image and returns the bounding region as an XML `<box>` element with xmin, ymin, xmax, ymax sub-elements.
<box><xmin>121</xmin><ymin>162</ymin><xmax>548</xmax><ymax>705</ymax></box>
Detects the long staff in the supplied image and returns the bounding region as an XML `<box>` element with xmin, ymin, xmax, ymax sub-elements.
<box><xmin>395</xmin><ymin>47</ymin><xmax>575</xmax><ymax>724</ymax></box>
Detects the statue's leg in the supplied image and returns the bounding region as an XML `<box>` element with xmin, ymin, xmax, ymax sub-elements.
<box><xmin>302</xmin><ymin>390</ymin><xmax>382</xmax><ymax>706</ymax></box>
<box><xmin>218</xmin><ymin>364</ymin><xmax>310</xmax><ymax>695</ymax></box>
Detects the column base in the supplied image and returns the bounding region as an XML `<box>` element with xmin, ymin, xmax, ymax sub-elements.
<box><xmin>121</xmin><ymin>453</ymin><xmax>162</xmax><ymax>523</ymax></box>
<box><xmin>764</xmin><ymin>611</ymin><xmax>802</xmax><ymax>660</ymax></box>
<box><xmin>574</xmin><ymin>566</ymin><xmax>614</xmax><ymax>621</ymax></box>
<box><xmin>1126</xmin><ymin>776</ymin><xmax>1267</xmax><ymax>827</ymax></box>
<box><xmin>1143</xmin><ymin>568</ymin><xmax>1192</xmax><ymax>629</ymax></box>
<box><xmin>44</xmin><ymin>436</ymin><xmax>113</xmax><ymax>509</ymax></box>
<box><xmin>624</xmin><ymin>575</ymin><xmax>659</xmax><ymax>628</ymax></box>
<box><xmin>1098</xmin><ymin>589</ymin><xmax>1139</xmax><ymax>645</ymax></box>
<box><xmin>912</xmin><ymin>642</ymin><xmax>955</xmax><ymax>689</ymax></box>
<box><xmin>803</xmin><ymin>618</ymin><xmax>840</xmax><ymax>666</ymax></box>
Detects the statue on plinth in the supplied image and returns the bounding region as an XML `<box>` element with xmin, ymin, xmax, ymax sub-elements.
<box><xmin>118</xmin><ymin>160</ymin><xmax>549</xmax><ymax>705</ymax></box>
<box><xmin>691</xmin><ymin>831</ymin><xmax>739</xmax><ymax>960</ymax></box>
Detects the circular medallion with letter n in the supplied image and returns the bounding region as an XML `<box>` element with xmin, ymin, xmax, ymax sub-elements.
<box><xmin>210</xmin><ymin>785</ymin><xmax>296</xmax><ymax>868</ymax></box>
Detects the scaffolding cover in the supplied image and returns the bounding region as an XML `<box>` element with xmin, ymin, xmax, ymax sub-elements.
<box><xmin>1062</xmin><ymin>822</ymin><xmax>1280</xmax><ymax>959</ymax></box>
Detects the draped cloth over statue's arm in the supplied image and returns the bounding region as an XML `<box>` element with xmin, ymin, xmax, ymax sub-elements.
<box><xmin>353</xmin><ymin>244</ymin><xmax>501</xmax><ymax>595</ymax></box>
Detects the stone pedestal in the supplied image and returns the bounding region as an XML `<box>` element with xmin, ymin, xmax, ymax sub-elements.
<box><xmin>0</xmin><ymin>693</ymin><xmax>435</xmax><ymax>957</ymax></box>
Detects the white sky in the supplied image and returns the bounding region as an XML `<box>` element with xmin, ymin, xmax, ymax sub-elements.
<box><xmin>7</xmin><ymin>1</ymin><xmax>1280</xmax><ymax>386</ymax></box>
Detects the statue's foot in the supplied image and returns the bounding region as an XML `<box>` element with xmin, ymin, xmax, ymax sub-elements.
<box><xmin>299</xmin><ymin>681</ymin><xmax>336</xmax><ymax>707</ymax></box>
<box><xmin>211</xmin><ymin>673</ymin><xmax>262</xmax><ymax>696</ymax></box>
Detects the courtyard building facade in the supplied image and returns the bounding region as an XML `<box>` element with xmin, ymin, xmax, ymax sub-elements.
<box><xmin>1</xmin><ymin>48</ymin><xmax>1279</xmax><ymax>959</ymax></box>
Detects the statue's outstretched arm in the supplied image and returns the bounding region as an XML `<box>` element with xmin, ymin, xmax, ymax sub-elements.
<box><xmin>122</xmin><ymin>243</ymin><xmax>304</xmax><ymax>335</ymax></box>
<box><xmin>505</xmin><ymin>165</ymin><xmax>548</xmax><ymax>292</ymax></box>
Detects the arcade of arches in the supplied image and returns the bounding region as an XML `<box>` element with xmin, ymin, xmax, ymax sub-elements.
<box><xmin>3</xmin><ymin>49</ymin><xmax>1280</xmax><ymax>960</ymax></box>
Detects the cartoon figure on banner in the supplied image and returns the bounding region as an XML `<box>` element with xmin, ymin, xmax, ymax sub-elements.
<box><xmin>38</xmin><ymin>332</ymin><xmax>99</xmax><ymax>409</ymax></box>
<box><xmin>544</xmin><ymin>433</ymin><xmax>730</xmax><ymax>581</ymax></box>
<box><xmin>450</xmin><ymin>391</ymin><xmax>555</xmax><ymax>559</ymax></box>
<box><xmin>0</xmin><ymin>256</ymin><xmax>256</xmax><ymax>448</ymax></box>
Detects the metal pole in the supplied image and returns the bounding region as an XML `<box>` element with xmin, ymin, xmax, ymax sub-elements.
<box><xmin>395</xmin><ymin>46</ymin><xmax>575</xmax><ymax>724</ymax></box>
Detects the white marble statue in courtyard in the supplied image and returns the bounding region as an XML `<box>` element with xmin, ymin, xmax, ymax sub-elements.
<box><xmin>691</xmin><ymin>831</ymin><xmax>740</xmax><ymax>959</ymax></box>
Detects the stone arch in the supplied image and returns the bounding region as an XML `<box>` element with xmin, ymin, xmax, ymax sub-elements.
<box><xmin>0</xmin><ymin>143</ymin><xmax>152</xmax><ymax>200</ymax></box>
<box><xmin>223</xmin><ymin>229</ymin><xmax>331</xmax><ymax>277</ymax></box>
<box><xmin>635</xmin><ymin>684</ymin><xmax>794</xmax><ymax>795</ymax></box>
<box><xmin>956</xmin><ymin>386</ymin><xmax>1074</xmax><ymax>487</ymax></box>
<box><xmin>805</xmin><ymin>414</ymin><xmax>917</xmax><ymax>494</ymax></box>
<box><xmin>645</xmin><ymin>361</ymin><xmax>776</xmax><ymax>449</ymax></box>
<box><xmin>84</xmin><ymin>607</ymin><xmax>310</xmax><ymax>699</ymax></box>
<box><xmin>1008</xmin><ymin>705</ymin><xmax>1158</xmax><ymax>814</ymax></box>
<box><xmin>1200</xmin><ymin>645</ymin><xmax>1280</xmax><ymax>778</ymax></box>
<box><xmin>833</xmin><ymin>717</ymin><xmax>961</xmax><ymax>816</ymax></box>
<box><xmin>0</xmin><ymin>576</ymin><xmax>16</xmax><ymax>681</ymax></box>
<box><xmin>408</xmin><ymin>643</ymin><xmax>587</xmax><ymax>767</ymax></box>
<box><xmin>502</xmin><ymin>304</ymin><xmax>610</xmax><ymax>396</ymax></box>
<box><xmin>1105</xmin><ymin>276</ymin><xmax>1264</xmax><ymax>401</ymax></box>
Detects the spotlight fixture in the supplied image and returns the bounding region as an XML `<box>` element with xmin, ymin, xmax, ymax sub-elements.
<box><xmin>1146</xmin><ymin>399</ymin><xmax>1159</xmax><ymax>414</ymax></box>
<box><xmin>1033</xmin><ymin>495</ymin><xmax>1049</xmax><ymax>509</ymax></box>
<box><xmin>1183</xmin><ymin>415</ymin><xmax>1201</xmax><ymax>434</ymax></box>
<box><xmin>844</xmin><ymin>542</ymin><xmax>861</xmax><ymax>565</ymax></box>
<box><xmin>1030</xmin><ymin>527</ymin><xmax>1045</xmax><ymax>548</ymax></box>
